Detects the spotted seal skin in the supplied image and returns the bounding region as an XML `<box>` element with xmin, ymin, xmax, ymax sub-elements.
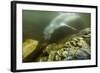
<box><xmin>36</xmin><ymin>28</ymin><xmax>91</xmax><ymax>61</ymax></box>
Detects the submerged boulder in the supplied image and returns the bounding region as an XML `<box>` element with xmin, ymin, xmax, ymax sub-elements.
<box><xmin>22</xmin><ymin>39</ymin><xmax>38</xmax><ymax>59</ymax></box>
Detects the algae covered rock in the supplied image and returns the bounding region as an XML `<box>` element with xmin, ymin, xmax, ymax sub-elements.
<box><xmin>71</xmin><ymin>28</ymin><xmax>91</xmax><ymax>45</ymax></box>
<box><xmin>22</xmin><ymin>39</ymin><xmax>39</xmax><ymax>59</ymax></box>
<box><xmin>63</xmin><ymin>36</ymin><xmax>90</xmax><ymax>60</ymax></box>
<box><xmin>46</xmin><ymin>36</ymin><xmax>90</xmax><ymax>61</ymax></box>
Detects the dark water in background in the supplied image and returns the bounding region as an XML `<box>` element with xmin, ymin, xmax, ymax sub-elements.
<box><xmin>22</xmin><ymin>10</ymin><xmax>91</xmax><ymax>42</ymax></box>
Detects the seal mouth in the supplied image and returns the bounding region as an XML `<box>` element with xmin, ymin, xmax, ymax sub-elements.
<box><xmin>64</xmin><ymin>23</ymin><xmax>78</xmax><ymax>31</ymax></box>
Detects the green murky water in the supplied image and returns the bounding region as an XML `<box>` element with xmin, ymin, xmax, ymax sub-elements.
<box><xmin>22</xmin><ymin>10</ymin><xmax>91</xmax><ymax>62</ymax></box>
<box><xmin>22</xmin><ymin>10</ymin><xmax>90</xmax><ymax>42</ymax></box>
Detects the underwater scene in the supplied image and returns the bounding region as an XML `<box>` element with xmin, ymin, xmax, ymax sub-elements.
<box><xmin>22</xmin><ymin>10</ymin><xmax>91</xmax><ymax>62</ymax></box>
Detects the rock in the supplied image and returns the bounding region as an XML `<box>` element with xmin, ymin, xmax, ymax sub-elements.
<box><xmin>75</xmin><ymin>48</ymin><xmax>91</xmax><ymax>60</ymax></box>
<box><xmin>62</xmin><ymin>51</ymin><xmax>68</xmax><ymax>57</ymax></box>
<box><xmin>48</xmin><ymin>51</ymin><xmax>56</xmax><ymax>61</ymax></box>
<box><xmin>22</xmin><ymin>39</ymin><xmax>38</xmax><ymax>59</ymax></box>
<box><xmin>55</xmin><ymin>55</ymin><xmax>61</xmax><ymax>61</ymax></box>
<box><xmin>39</xmin><ymin>56</ymin><xmax>48</xmax><ymax>62</ymax></box>
<box><xmin>74</xmin><ymin>28</ymin><xmax>91</xmax><ymax>45</ymax></box>
<box><xmin>63</xmin><ymin>36</ymin><xmax>90</xmax><ymax>60</ymax></box>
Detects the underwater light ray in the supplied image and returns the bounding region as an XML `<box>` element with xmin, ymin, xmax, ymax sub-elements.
<box><xmin>43</xmin><ymin>13</ymin><xmax>80</xmax><ymax>40</ymax></box>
